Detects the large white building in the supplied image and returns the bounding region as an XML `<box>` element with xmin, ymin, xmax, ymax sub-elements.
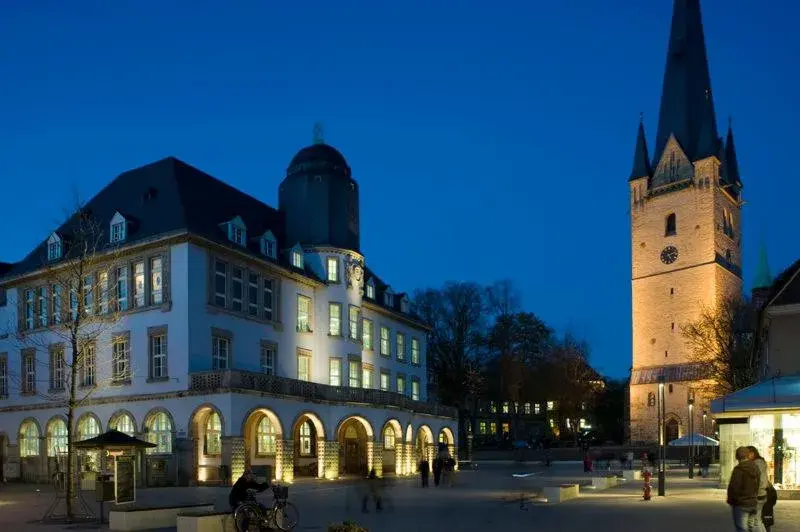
<box><xmin>0</xmin><ymin>140</ymin><xmax>457</xmax><ymax>486</ymax></box>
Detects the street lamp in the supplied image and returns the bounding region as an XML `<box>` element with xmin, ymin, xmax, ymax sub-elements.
<box><xmin>657</xmin><ymin>375</ymin><xmax>666</xmax><ymax>496</ymax></box>
<box><xmin>688</xmin><ymin>398</ymin><xmax>695</xmax><ymax>479</ymax></box>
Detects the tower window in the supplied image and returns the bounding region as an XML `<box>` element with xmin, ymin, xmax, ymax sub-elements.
<box><xmin>670</xmin><ymin>288</ymin><xmax>674</xmax><ymax>295</ymax></box>
<box><xmin>671</xmin><ymin>322</ymin><xmax>675</xmax><ymax>331</ymax></box>
<box><xmin>725</xmin><ymin>249</ymin><xmax>732</xmax><ymax>262</ymax></box>
<box><xmin>668</xmin><ymin>384</ymin><xmax>673</xmax><ymax>394</ymax></box>
<box><xmin>665</xmin><ymin>350</ymin><xmax>668</xmax><ymax>357</ymax></box>
<box><xmin>665</xmin><ymin>213</ymin><xmax>676</xmax><ymax>236</ymax></box>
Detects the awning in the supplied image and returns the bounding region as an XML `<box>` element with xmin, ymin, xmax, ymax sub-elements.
<box><xmin>73</xmin><ymin>429</ymin><xmax>156</xmax><ymax>450</ymax></box>
<box><xmin>668</xmin><ymin>433</ymin><xmax>719</xmax><ymax>447</ymax></box>
<box><xmin>710</xmin><ymin>374</ymin><xmax>800</xmax><ymax>414</ymax></box>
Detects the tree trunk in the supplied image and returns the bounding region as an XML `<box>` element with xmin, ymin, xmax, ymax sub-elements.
<box><xmin>66</xmin><ymin>333</ymin><xmax>79</xmax><ymax>520</ymax></box>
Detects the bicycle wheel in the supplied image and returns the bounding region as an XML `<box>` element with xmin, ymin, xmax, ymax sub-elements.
<box><xmin>233</xmin><ymin>503</ymin><xmax>261</xmax><ymax>532</ymax></box>
<box><xmin>273</xmin><ymin>501</ymin><xmax>300</xmax><ymax>531</ymax></box>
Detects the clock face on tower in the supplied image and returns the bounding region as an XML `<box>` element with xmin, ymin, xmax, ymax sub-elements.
<box><xmin>660</xmin><ymin>245</ymin><xmax>679</xmax><ymax>264</ymax></box>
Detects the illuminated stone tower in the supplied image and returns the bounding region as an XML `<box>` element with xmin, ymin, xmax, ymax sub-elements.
<box><xmin>628</xmin><ymin>0</ymin><xmax>743</xmax><ymax>443</ymax></box>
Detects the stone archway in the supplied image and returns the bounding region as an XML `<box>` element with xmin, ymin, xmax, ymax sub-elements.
<box><xmin>336</xmin><ymin>416</ymin><xmax>374</xmax><ymax>477</ymax></box>
<box><xmin>417</xmin><ymin>425</ymin><xmax>434</xmax><ymax>464</ymax></box>
<box><xmin>243</xmin><ymin>408</ymin><xmax>284</xmax><ymax>482</ymax></box>
<box><xmin>666</xmin><ymin>417</ymin><xmax>680</xmax><ymax>443</ymax></box>
<box><xmin>291</xmin><ymin>412</ymin><xmax>326</xmax><ymax>479</ymax></box>
<box><xmin>381</xmin><ymin>419</ymin><xmax>403</xmax><ymax>475</ymax></box>
<box><xmin>189</xmin><ymin>404</ymin><xmax>225</xmax><ymax>484</ymax></box>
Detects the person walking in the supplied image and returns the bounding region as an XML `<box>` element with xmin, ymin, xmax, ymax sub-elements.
<box><xmin>762</xmin><ymin>481</ymin><xmax>778</xmax><ymax>531</ymax></box>
<box><xmin>432</xmin><ymin>454</ymin><xmax>442</xmax><ymax>487</ymax></box>
<box><xmin>698</xmin><ymin>449</ymin><xmax>711</xmax><ymax>478</ymax></box>
<box><xmin>727</xmin><ymin>446</ymin><xmax>760</xmax><ymax>532</ymax></box>
<box><xmin>626</xmin><ymin>451</ymin><xmax>635</xmax><ymax>470</ymax></box>
<box><xmin>583</xmin><ymin>452</ymin><xmax>593</xmax><ymax>473</ymax></box>
<box><xmin>419</xmin><ymin>459</ymin><xmax>430</xmax><ymax>487</ymax></box>
<box><xmin>747</xmin><ymin>446</ymin><xmax>770</xmax><ymax>532</ymax></box>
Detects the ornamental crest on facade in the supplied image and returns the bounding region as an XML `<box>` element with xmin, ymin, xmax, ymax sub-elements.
<box><xmin>345</xmin><ymin>256</ymin><xmax>365</xmax><ymax>294</ymax></box>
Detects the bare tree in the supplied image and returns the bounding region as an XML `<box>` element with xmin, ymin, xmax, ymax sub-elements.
<box><xmin>681</xmin><ymin>295</ymin><xmax>759</xmax><ymax>398</ymax></box>
<box><xmin>11</xmin><ymin>204</ymin><xmax>131</xmax><ymax>520</ymax></box>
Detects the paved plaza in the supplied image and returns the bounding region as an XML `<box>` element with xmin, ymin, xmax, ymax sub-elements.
<box><xmin>1</xmin><ymin>464</ymin><xmax>798</xmax><ymax>531</ymax></box>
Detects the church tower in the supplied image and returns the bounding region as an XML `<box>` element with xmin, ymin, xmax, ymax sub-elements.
<box><xmin>628</xmin><ymin>0</ymin><xmax>743</xmax><ymax>443</ymax></box>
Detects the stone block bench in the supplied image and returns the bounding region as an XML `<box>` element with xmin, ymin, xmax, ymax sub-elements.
<box><xmin>109</xmin><ymin>503</ymin><xmax>215</xmax><ymax>531</ymax></box>
<box><xmin>622</xmin><ymin>469</ymin><xmax>642</xmax><ymax>481</ymax></box>
<box><xmin>590</xmin><ymin>476</ymin><xmax>618</xmax><ymax>490</ymax></box>
<box><xmin>177</xmin><ymin>511</ymin><xmax>236</xmax><ymax>532</ymax></box>
<box><xmin>541</xmin><ymin>483</ymin><xmax>580</xmax><ymax>503</ymax></box>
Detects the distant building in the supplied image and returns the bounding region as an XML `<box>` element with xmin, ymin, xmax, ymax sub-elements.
<box><xmin>628</xmin><ymin>0</ymin><xmax>743</xmax><ymax>443</ymax></box>
<box><xmin>0</xmin><ymin>139</ymin><xmax>456</xmax><ymax>485</ymax></box>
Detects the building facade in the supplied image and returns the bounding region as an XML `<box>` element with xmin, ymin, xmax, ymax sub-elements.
<box><xmin>0</xmin><ymin>141</ymin><xmax>457</xmax><ymax>486</ymax></box>
<box><xmin>628</xmin><ymin>0</ymin><xmax>743</xmax><ymax>443</ymax></box>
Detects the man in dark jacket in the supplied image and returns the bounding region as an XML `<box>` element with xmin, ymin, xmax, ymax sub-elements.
<box><xmin>229</xmin><ymin>468</ymin><xmax>269</xmax><ymax>510</ymax></box>
<box><xmin>727</xmin><ymin>446</ymin><xmax>761</xmax><ymax>532</ymax></box>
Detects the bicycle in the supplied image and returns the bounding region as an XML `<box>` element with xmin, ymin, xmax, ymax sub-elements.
<box><xmin>234</xmin><ymin>485</ymin><xmax>299</xmax><ymax>532</ymax></box>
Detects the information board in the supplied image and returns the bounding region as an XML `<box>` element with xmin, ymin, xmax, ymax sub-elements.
<box><xmin>114</xmin><ymin>456</ymin><xmax>136</xmax><ymax>504</ymax></box>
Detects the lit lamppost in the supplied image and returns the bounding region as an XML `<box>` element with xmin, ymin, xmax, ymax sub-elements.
<box><xmin>702</xmin><ymin>410</ymin><xmax>708</xmax><ymax>469</ymax></box>
<box><xmin>688</xmin><ymin>398</ymin><xmax>695</xmax><ymax>479</ymax></box>
<box><xmin>657</xmin><ymin>375</ymin><xmax>666</xmax><ymax>496</ymax></box>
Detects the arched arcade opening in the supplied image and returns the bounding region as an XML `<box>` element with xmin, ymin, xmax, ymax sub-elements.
<box><xmin>336</xmin><ymin>416</ymin><xmax>374</xmax><ymax>477</ymax></box>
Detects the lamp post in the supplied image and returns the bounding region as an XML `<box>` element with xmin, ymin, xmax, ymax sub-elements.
<box><xmin>657</xmin><ymin>376</ymin><xmax>666</xmax><ymax>496</ymax></box>
<box><xmin>688</xmin><ymin>398</ymin><xmax>695</xmax><ymax>479</ymax></box>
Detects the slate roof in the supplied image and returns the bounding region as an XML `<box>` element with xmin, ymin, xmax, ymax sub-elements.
<box><xmin>767</xmin><ymin>258</ymin><xmax>800</xmax><ymax>308</ymax></box>
<box><xmin>629</xmin><ymin>119</ymin><xmax>652</xmax><ymax>181</ymax></box>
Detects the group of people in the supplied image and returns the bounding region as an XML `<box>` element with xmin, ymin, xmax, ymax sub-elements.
<box><xmin>727</xmin><ymin>446</ymin><xmax>778</xmax><ymax>532</ymax></box>
<box><xmin>419</xmin><ymin>443</ymin><xmax>456</xmax><ymax>488</ymax></box>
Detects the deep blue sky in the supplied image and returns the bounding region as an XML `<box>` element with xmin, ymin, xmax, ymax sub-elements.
<box><xmin>2</xmin><ymin>1</ymin><xmax>798</xmax><ymax>379</ymax></box>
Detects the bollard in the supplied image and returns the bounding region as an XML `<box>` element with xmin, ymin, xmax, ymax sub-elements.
<box><xmin>642</xmin><ymin>469</ymin><xmax>652</xmax><ymax>501</ymax></box>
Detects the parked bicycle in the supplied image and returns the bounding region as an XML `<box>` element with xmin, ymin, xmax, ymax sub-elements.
<box><xmin>234</xmin><ymin>484</ymin><xmax>299</xmax><ymax>531</ymax></box>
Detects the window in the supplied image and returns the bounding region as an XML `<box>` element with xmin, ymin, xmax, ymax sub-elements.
<box><xmin>383</xmin><ymin>427</ymin><xmax>395</xmax><ymax>450</ymax></box>
<box><xmin>292</xmin><ymin>250</ymin><xmax>303</xmax><ymax>269</ymax></box>
<box><xmin>150</xmin><ymin>257</ymin><xmax>163</xmax><ymax>305</ymax></box>
<box><xmin>260</xmin><ymin>232</ymin><xmax>276</xmax><ymax>258</ymax></box>
<box><xmin>51</xmin><ymin>285</ymin><xmax>62</xmax><ymax>324</ymax></box>
<box><xmin>205</xmin><ymin>412</ymin><xmax>222</xmax><ymax>455</ymax></box>
<box><xmin>98</xmin><ymin>273</ymin><xmax>108</xmax><ymax>314</ymax></box>
<box><xmin>69</xmin><ymin>280</ymin><xmax>78</xmax><ymax>320</ymax></box>
<box><xmin>502</xmin><ymin>422</ymin><xmax>510</xmax><ymax>435</ymax></box>
<box><xmin>362</xmin><ymin>319</ymin><xmax>373</xmax><ymax>350</ymax></box>
<box><xmin>297</xmin><ymin>349</ymin><xmax>311</xmax><ymax>381</ymax></box>
<box><xmin>112</xmin><ymin>334</ymin><xmax>130</xmax><ymax>382</ymax></box>
<box><xmin>299</xmin><ymin>421</ymin><xmax>313</xmax><ymax>456</ymax></box>
<box><xmin>212</xmin><ymin>335</ymin><xmax>230</xmax><ymax>370</ymax></box>
<box><xmin>112</xmin><ymin>413</ymin><xmax>135</xmax><ymax>436</ymax></box>
<box><xmin>81</xmin><ymin>275</ymin><xmax>92</xmax><ymax>316</ymax></box>
<box><xmin>669</xmin><ymin>384</ymin><xmax>674</xmax><ymax>394</ymax></box>
<box><xmin>149</xmin><ymin>329</ymin><xmax>167</xmax><ymax>379</ymax></box>
<box><xmin>726</xmin><ymin>249</ymin><xmax>732</xmax><ymax>262</ymax></box>
<box><xmin>214</xmin><ymin>260</ymin><xmax>227</xmax><ymax>307</ymax></box>
<box><xmin>78</xmin><ymin>415</ymin><xmax>100</xmax><ymax>442</ymax></box>
<box><xmin>411</xmin><ymin>379</ymin><xmax>420</xmax><ymax>401</ymax></box>
<box><xmin>260</xmin><ymin>342</ymin><xmax>275</xmax><ymax>375</ymax></box>
<box><xmin>479</xmin><ymin>421</ymin><xmax>487</xmax><ymax>435</ymax></box>
<box><xmin>502</xmin><ymin>401</ymin><xmax>509</xmax><ymax>414</ymax></box>
<box><xmin>396</xmin><ymin>333</ymin><xmax>405</xmax><ymax>361</ymax></box>
<box><xmin>490</xmin><ymin>422</ymin><xmax>497</xmax><ymax>434</ymax></box>
<box><xmin>256</xmin><ymin>417</ymin><xmax>277</xmax><ymax>455</ymax></box>
<box><xmin>524</xmin><ymin>403</ymin><xmax>531</xmax><ymax>414</ymax></box>
<box><xmin>79</xmin><ymin>344</ymin><xmax>95</xmax><ymax>387</ymax></box>
<box><xmin>231</xmin><ymin>267</ymin><xmax>243</xmax><ymax>312</ymax></box>
<box><xmin>396</xmin><ymin>375</ymin><xmax>405</xmax><ymax>395</ymax></box>
<box><xmin>49</xmin><ymin>346</ymin><xmax>65</xmax><ymax>391</ymax></box>
<box><xmin>349</xmin><ymin>360</ymin><xmax>360</xmax><ymax>388</ymax></box>
<box><xmin>22</xmin><ymin>350</ymin><xmax>36</xmax><ymax>394</ymax></box>
<box><xmin>400</xmin><ymin>297</ymin><xmax>409</xmax><ymax>313</ymax></box>
<box><xmin>665</xmin><ymin>213</ymin><xmax>676</xmax><ymax>236</ymax></box>
<box><xmin>380</xmin><ymin>326</ymin><xmax>390</xmax><ymax>356</ymax></box>
<box><xmin>48</xmin><ymin>418</ymin><xmax>68</xmax><ymax>456</ymax></box>
<box><xmin>48</xmin><ymin>236</ymin><xmax>62</xmax><ymax>261</ymax></box>
<box><xmin>329</xmin><ymin>303</ymin><xmax>342</xmax><ymax>336</ymax></box>
<box><xmin>411</xmin><ymin>338</ymin><xmax>420</xmax><ymax>364</ymax></box>
<box><xmin>116</xmin><ymin>266</ymin><xmax>128</xmax><ymax>311</ymax></box>
<box><xmin>380</xmin><ymin>370</ymin><xmax>390</xmax><ymax>391</ymax></box>
<box><xmin>111</xmin><ymin>221</ymin><xmax>126</xmax><ymax>243</ymax></box>
<box><xmin>546</xmin><ymin>401</ymin><xmax>554</xmax><ymax>411</ymax></box>
<box><xmin>329</xmin><ymin>358</ymin><xmax>341</xmax><ymax>386</ymax></box>
<box><xmin>146</xmin><ymin>412</ymin><xmax>172</xmax><ymax>454</ymax></box>
<box><xmin>263</xmin><ymin>278</ymin><xmax>274</xmax><ymax>321</ymax></box>
<box><xmin>230</xmin><ymin>224</ymin><xmax>245</xmax><ymax>246</ymax></box>
<box><xmin>490</xmin><ymin>402</ymin><xmax>497</xmax><ymax>414</ymax></box>
<box><xmin>362</xmin><ymin>366</ymin><xmax>373</xmax><ymax>389</ymax></box>
<box><xmin>38</xmin><ymin>286</ymin><xmax>48</xmax><ymax>327</ymax></box>
<box><xmin>0</xmin><ymin>354</ymin><xmax>7</xmax><ymax>397</ymax></box>
<box><xmin>349</xmin><ymin>306</ymin><xmax>360</xmax><ymax>340</ymax></box>
<box><xmin>297</xmin><ymin>295</ymin><xmax>312</xmax><ymax>332</ymax></box>
<box><xmin>20</xmin><ymin>421</ymin><xmax>40</xmax><ymax>457</ymax></box>
<box><xmin>384</xmin><ymin>291</ymin><xmax>394</xmax><ymax>307</ymax></box>
<box><xmin>24</xmin><ymin>289</ymin><xmax>34</xmax><ymax>330</ymax></box>
<box><xmin>327</xmin><ymin>257</ymin><xmax>339</xmax><ymax>282</ymax></box>
<box><xmin>366</xmin><ymin>279</ymin><xmax>375</xmax><ymax>299</ymax></box>
<box><xmin>248</xmin><ymin>273</ymin><xmax>259</xmax><ymax>317</ymax></box>
<box><xmin>129</xmin><ymin>261</ymin><xmax>143</xmax><ymax>308</ymax></box>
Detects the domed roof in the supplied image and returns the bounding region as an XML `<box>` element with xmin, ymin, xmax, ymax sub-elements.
<box><xmin>288</xmin><ymin>143</ymin><xmax>350</xmax><ymax>175</ymax></box>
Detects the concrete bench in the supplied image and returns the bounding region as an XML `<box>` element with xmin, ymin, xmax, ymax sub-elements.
<box><xmin>541</xmin><ymin>483</ymin><xmax>580</xmax><ymax>503</ymax></box>
<box><xmin>109</xmin><ymin>503</ymin><xmax>215</xmax><ymax>531</ymax></box>
<box><xmin>590</xmin><ymin>476</ymin><xmax>618</xmax><ymax>490</ymax></box>
<box><xmin>622</xmin><ymin>469</ymin><xmax>642</xmax><ymax>481</ymax></box>
<box><xmin>177</xmin><ymin>511</ymin><xmax>236</xmax><ymax>532</ymax></box>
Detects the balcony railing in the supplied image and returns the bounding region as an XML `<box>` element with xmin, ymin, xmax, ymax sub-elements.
<box><xmin>189</xmin><ymin>370</ymin><xmax>458</xmax><ymax>419</ymax></box>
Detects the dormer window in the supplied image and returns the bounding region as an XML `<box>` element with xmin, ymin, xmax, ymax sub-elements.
<box><xmin>327</xmin><ymin>257</ymin><xmax>339</xmax><ymax>283</ymax></box>
<box><xmin>260</xmin><ymin>231</ymin><xmax>277</xmax><ymax>259</ymax></box>
<box><xmin>225</xmin><ymin>216</ymin><xmax>247</xmax><ymax>246</ymax></box>
<box><xmin>366</xmin><ymin>278</ymin><xmax>375</xmax><ymax>299</ymax></box>
<box><xmin>384</xmin><ymin>288</ymin><xmax>394</xmax><ymax>307</ymax></box>
<box><xmin>110</xmin><ymin>212</ymin><xmax>127</xmax><ymax>243</ymax></box>
<box><xmin>291</xmin><ymin>245</ymin><xmax>304</xmax><ymax>269</ymax></box>
<box><xmin>400</xmin><ymin>296</ymin><xmax>409</xmax><ymax>314</ymax></box>
<box><xmin>47</xmin><ymin>233</ymin><xmax>62</xmax><ymax>261</ymax></box>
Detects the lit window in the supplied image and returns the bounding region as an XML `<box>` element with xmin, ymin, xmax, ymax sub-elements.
<box><xmin>150</xmin><ymin>257</ymin><xmax>163</xmax><ymax>305</ymax></box>
<box><xmin>146</xmin><ymin>412</ymin><xmax>172</xmax><ymax>454</ymax></box>
<box><xmin>479</xmin><ymin>421</ymin><xmax>487</xmax><ymax>435</ymax></box>
<box><xmin>112</xmin><ymin>413</ymin><xmax>135</xmax><ymax>437</ymax></box>
<box><xmin>535</xmin><ymin>403</ymin><xmax>541</xmax><ymax>414</ymax></box>
<box><xmin>411</xmin><ymin>379</ymin><xmax>420</xmax><ymax>401</ymax></box>
<box><xmin>24</xmin><ymin>289</ymin><xmax>34</xmax><ymax>330</ymax></box>
<box><xmin>349</xmin><ymin>306</ymin><xmax>360</xmax><ymax>340</ymax></box>
<box><xmin>327</xmin><ymin>257</ymin><xmax>339</xmax><ymax>282</ymax></box>
<box><xmin>349</xmin><ymin>360</ymin><xmax>360</xmax><ymax>388</ymax></box>
<box><xmin>260</xmin><ymin>343</ymin><xmax>275</xmax><ymax>375</ymax></box>
<box><xmin>51</xmin><ymin>284</ymin><xmax>62</xmax><ymax>324</ymax></box>
<box><xmin>396</xmin><ymin>333</ymin><xmax>405</xmax><ymax>361</ymax></box>
<box><xmin>362</xmin><ymin>366</ymin><xmax>373</xmax><ymax>389</ymax></box>
<box><xmin>38</xmin><ymin>286</ymin><xmax>48</xmax><ymax>326</ymax></box>
<box><xmin>112</xmin><ymin>335</ymin><xmax>130</xmax><ymax>382</ymax></box>
<box><xmin>79</xmin><ymin>344</ymin><xmax>95</xmax><ymax>387</ymax></box>
<box><xmin>329</xmin><ymin>358</ymin><xmax>341</xmax><ymax>386</ymax></box>
<box><xmin>329</xmin><ymin>303</ymin><xmax>342</xmax><ymax>336</ymax></box>
<box><xmin>383</xmin><ymin>427</ymin><xmax>396</xmax><ymax>450</ymax></box>
<box><xmin>297</xmin><ymin>350</ymin><xmax>311</xmax><ymax>381</ymax></box>
<box><xmin>20</xmin><ymin>421</ymin><xmax>40</xmax><ymax>457</ymax></box>
<box><xmin>297</xmin><ymin>295</ymin><xmax>312</xmax><ymax>332</ymax></box>
<box><xmin>133</xmin><ymin>261</ymin><xmax>145</xmax><ymax>308</ymax></box>
<box><xmin>115</xmin><ymin>266</ymin><xmax>128</xmax><ymax>311</ymax></box>
<box><xmin>411</xmin><ymin>338</ymin><xmax>420</xmax><ymax>364</ymax></box>
<box><xmin>292</xmin><ymin>250</ymin><xmax>304</xmax><ymax>269</ymax></box>
<box><xmin>366</xmin><ymin>279</ymin><xmax>375</xmax><ymax>299</ymax></box>
<box><xmin>489</xmin><ymin>402</ymin><xmax>497</xmax><ymax>414</ymax></box>
<box><xmin>48</xmin><ymin>418</ymin><xmax>68</xmax><ymax>456</ymax></box>
<box><xmin>362</xmin><ymin>319</ymin><xmax>373</xmax><ymax>350</ymax></box>
<box><xmin>380</xmin><ymin>371</ymin><xmax>389</xmax><ymax>391</ymax></box>
<box><xmin>212</xmin><ymin>335</ymin><xmax>230</xmax><ymax>370</ymax></box>
<box><xmin>257</xmin><ymin>417</ymin><xmax>277</xmax><ymax>455</ymax></box>
<box><xmin>396</xmin><ymin>375</ymin><xmax>405</xmax><ymax>395</ymax></box>
<box><xmin>490</xmin><ymin>422</ymin><xmax>497</xmax><ymax>435</ymax></box>
<box><xmin>502</xmin><ymin>423</ymin><xmax>510</xmax><ymax>434</ymax></box>
<box><xmin>524</xmin><ymin>403</ymin><xmax>531</xmax><ymax>414</ymax></box>
<box><xmin>81</xmin><ymin>276</ymin><xmax>92</xmax><ymax>316</ymax></box>
<box><xmin>547</xmin><ymin>401</ymin><xmax>554</xmax><ymax>411</ymax></box>
<box><xmin>49</xmin><ymin>346</ymin><xmax>65</xmax><ymax>391</ymax></box>
<box><xmin>380</xmin><ymin>326</ymin><xmax>390</xmax><ymax>356</ymax></box>
<box><xmin>204</xmin><ymin>413</ymin><xmax>222</xmax><ymax>455</ymax></box>
<box><xmin>150</xmin><ymin>332</ymin><xmax>167</xmax><ymax>379</ymax></box>
<box><xmin>299</xmin><ymin>421</ymin><xmax>314</xmax><ymax>456</ymax></box>
<box><xmin>502</xmin><ymin>402</ymin><xmax>509</xmax><ymax>414</ymax></box>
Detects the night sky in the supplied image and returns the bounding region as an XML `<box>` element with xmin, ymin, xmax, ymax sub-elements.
<box><xmin>2</xmin><ymin>1</ymin><xmax>798</xmax><ymax>379</ymax></box>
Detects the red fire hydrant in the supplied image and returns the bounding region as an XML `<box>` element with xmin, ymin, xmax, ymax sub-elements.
<box><xmin>643</xmin><ymin>469</ymin><xmax>652</xmax><ymax>500</ymax></box>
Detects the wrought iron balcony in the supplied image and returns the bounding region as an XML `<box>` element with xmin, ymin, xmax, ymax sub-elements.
<box><xmin>188</xmin><ymin>370</ymin><xmax>458</xmax><ymax>418</ymax></box>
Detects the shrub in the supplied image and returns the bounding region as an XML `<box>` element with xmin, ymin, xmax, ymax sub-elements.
<box><xmin>328</xmin><ymin>521</ymin><xmax>368</xmax><ymax>532</ymax></box>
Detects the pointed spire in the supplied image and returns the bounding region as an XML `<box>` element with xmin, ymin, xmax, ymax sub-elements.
<box><xmin>753</xmin><ymin>238</ymin><xmax>772</xmax><ymax>290</ymax></box>
<box><xmin>312</xmin><ymin>122</ymin><xmax>325</xmax><ymax>145</ymax></box>
<box><xmin>629</xmin><ymin>114</ymin><xmax>652</xmax><ymax>180</ymax></box>
<box><xmin>653</xmin><ymin>0</ymin><xmax>719</xmax><ymax>165</ymax></box>
<box><xmin>725</xmin><ymin>119</ymin><xmax>742</xmax><ymax>186</ymax></box>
